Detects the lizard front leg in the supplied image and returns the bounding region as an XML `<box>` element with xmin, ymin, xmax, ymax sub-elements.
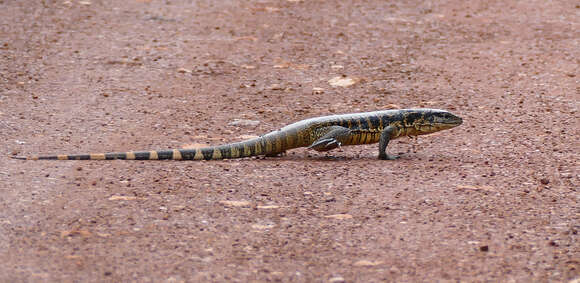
<box><xmin>378</xmin><ymin>125</ymin><xmax>399</xmax><ymax>160</ymax></box>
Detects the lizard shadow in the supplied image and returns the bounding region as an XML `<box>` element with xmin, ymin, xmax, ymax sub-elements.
<box><xmin>250</xmin><ymin>153</ymin><xmax>415</xmax><ymax>163</ymax></box>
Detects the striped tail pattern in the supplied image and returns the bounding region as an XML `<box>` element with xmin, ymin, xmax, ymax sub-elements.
<box><xmin>13</xmin><ymin>133</ymin><xmax>295</xmax><ymax>161</ymax></box>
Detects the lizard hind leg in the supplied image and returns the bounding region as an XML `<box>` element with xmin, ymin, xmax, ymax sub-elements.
<box><xmin>308</xmin><ymin>126</ymin><xmax>351</xmax><ymax>152</ymax></box>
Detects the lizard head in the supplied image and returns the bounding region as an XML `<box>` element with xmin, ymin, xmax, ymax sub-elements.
<box><xmin>402</xmin><ymin>109</ymin><xmax>463</xmax><ymax>136</ymax></box>
<box><xmin>427</xmin><ymin>109</ymin><xmax>463</xmax><ymax>129</ymax></box>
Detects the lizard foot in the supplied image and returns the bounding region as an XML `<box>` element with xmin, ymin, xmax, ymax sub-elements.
<box><xmin>378</xmin><ymin>154</ymin><xmax>400</xmax><ymax>160</ymax></box>
<box><xmin>308</xmin><ymin>138</ymin><xmax>341</xmax><ymax>152</ymax></box>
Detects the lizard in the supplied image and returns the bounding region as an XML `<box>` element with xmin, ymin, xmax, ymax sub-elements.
<box><xmin>12</xmin><ymin>108</ymin><xmax>462</xmax><ymax>161</ymax></box>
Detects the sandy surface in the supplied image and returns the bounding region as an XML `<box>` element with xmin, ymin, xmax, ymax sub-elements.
<box><xmin>1</xmin><ymin>0</ymin><xmax>578</xmax><ymax>282</ymax></box>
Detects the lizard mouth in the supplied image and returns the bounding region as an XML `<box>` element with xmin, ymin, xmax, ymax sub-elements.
<box><xmin>434</xmin><ymin>112</ymin><xmax>463</xmax><ymax>126</ymax></box>
<box><xmin>445</xmin><ymin>115</ymin><xmax>463</xmax><ymax>126</ymax></box>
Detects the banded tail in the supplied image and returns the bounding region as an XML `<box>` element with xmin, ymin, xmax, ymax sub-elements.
<box><xmin>11</xmin><ymin>135</ymin><xmax>286</xmax><ymax>161</ymax></box>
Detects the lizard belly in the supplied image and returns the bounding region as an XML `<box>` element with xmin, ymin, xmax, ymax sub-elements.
<box><xmin>344</xmin><ymin>130</ymin><xmax>381</xmax><ymax>145</ymax></box>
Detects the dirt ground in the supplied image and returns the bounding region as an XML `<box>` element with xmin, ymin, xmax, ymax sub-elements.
<box><xmin>1</xmin><ymin>0</ymin><xmax>578</xmax><ymax>282</ymax></box>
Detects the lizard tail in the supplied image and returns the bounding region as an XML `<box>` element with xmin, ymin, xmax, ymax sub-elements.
<box><xmin>11</xmin><ymin>134</ymin><xmax>290</xmax><ymax>161</ymax></box>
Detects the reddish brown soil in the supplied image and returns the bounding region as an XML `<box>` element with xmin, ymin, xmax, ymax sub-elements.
<box><xmin>1</xmin><ymin>0</ymin><xmax>578</xmax><ymax>282</ymax></box>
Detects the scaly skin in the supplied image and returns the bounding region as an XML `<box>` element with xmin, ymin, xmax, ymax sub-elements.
<box><xmin>12</xmin><ymin>109</ymin><xmax>462</xmax><ymax>161</ymax></box>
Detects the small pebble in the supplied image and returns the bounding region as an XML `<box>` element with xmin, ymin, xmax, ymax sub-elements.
<box><xmin>328</xmin><ymin>276</ymin><xmax>345</xmax><ymax>283</ymax></box>
<box><xmin>228</xmin><ymin>119</ymin><xmax>260</xmax><ymax>127</ymax></box>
